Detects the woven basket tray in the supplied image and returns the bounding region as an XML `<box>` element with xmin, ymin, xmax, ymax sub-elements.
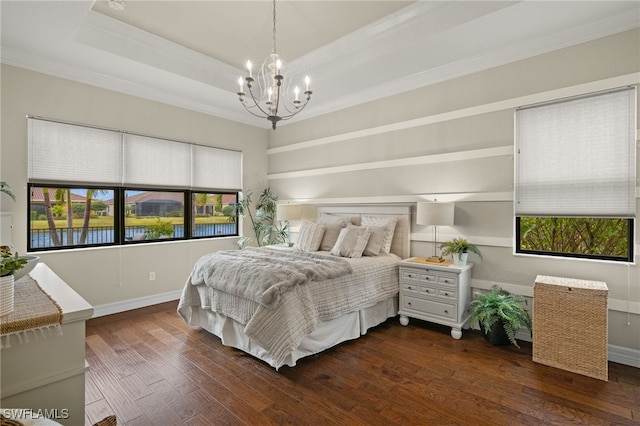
<box><xmin>533</xmin><ymin>275</ymin><xmax>608</xmax><ymax>381</ymax></box>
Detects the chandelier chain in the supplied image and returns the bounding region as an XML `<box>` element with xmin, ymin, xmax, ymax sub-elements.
<box><xmin>272</xmin><ymin>0</ymin><xmax>277</xmax><ymax>54</ymax></box>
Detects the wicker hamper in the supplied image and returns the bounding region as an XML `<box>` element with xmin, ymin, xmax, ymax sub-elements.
<box><xmin>533</xmin><ymin>275</ymin><xmax>608</xmax><ymax>381</ymax></box>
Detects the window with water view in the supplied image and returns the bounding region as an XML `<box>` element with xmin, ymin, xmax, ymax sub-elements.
<box><xmin>28</xmin><ymin>186</ymin><xmax>238</xmax><ymax>251</ymax></box>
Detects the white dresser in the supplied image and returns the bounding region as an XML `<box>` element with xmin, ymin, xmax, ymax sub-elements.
<box><xmin>1</xmin><ymin>263</ymin><xmax>93</xmax><ymax>426</ymax></box>
<box><xmin>398</xmin><ymin>259</ymin><xmax>472</xmax><ymax>339</ymax></box>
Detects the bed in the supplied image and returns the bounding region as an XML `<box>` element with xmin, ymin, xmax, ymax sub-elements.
<box><xmin>177</xmin><ymin>204</ymin><xmax>411</xmax><ymax>369</ymax></box>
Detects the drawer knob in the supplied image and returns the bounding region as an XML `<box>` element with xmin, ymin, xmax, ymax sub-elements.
<box><xmin>408</xmin><ymin>286</ymin><xmax>413</xmax><ymax>290</ymax></box>
<box><xmin>444</xmin><ymin>292</ymin><xmax>449</xmax><ymax>296</ymax></box>
<box><xmin>444</xmin><ymin>310</ymin><xmax>449</xmax><ymax>314</ymax></box>
<box><xmin>408</xmin><ymin>302</ymin><xmax>412</xmax><ymax>306</ymax></box>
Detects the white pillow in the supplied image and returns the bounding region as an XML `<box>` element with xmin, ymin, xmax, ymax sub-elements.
<box><xmin>294</xmin><ymin>221</ymin><xmax>325</xmax><ymax>252</ymax></box>
<box><xmin>361</xmin><ymin>216</ymin><xmax>397</xmax><ymax>254</ymax></box>
<box><xmin>318</xmin><ymin>213</ymin><xmax>349</xmax><ymax>251</ymax></box>
<box><xmin>360</xmin><ymin>225</ymin><xmax>386</xmax><ymax>256</ymax></box>
<box><xmin>330</xmin><ymin>227</ymin><xmax>371</xmax><ymax>259</ymax></box>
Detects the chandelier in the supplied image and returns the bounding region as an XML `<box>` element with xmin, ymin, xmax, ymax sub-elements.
<box><xmin>236</xmin><ymin>0</ymin><xmax>312</xmax><ymax>130</ymax></box>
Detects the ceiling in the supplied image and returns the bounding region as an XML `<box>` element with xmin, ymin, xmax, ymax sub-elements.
<box><xmin>2</xmin><ymin>1</ymin><xmax>639</xmax><ymax>129</ymax></box>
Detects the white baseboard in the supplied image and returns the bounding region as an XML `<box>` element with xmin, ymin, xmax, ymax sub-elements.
<box><xmin>91</xmin><ymin>289</ymin><xmax>182</xmax><ymax>318</ymax></box>
<box><xmin>608</xmin><ymin>344</ymin><xmax>640</xmax><ymax>368</ymax></box>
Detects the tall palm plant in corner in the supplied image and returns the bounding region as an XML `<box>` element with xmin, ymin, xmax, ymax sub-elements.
<box><xmin>231</xmin><ymin>188</ymin><xmax>287</xmax><ymax>248</ymax></box>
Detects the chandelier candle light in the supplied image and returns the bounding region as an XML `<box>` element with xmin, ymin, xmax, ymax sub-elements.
<box><xmin>237</xmin><ymin>0</ymin><xmax>312</xmax><ymax>130</ymax></box>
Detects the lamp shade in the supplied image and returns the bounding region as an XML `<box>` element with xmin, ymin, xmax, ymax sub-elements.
<box><xmin>416</xmin><ymin>202</ymin><xmax>454</xmax><ymax>226</ymax></box>
<box><xmin>276</xmin><ymin>204</ymin><xmax>302</xmax><ymax>221</ymax></box>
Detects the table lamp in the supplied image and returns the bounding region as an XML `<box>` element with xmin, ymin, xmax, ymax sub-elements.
<box><xmin>276</xmin><ymin>204</ymin><xmax>302</xmax><ymax>246</ymax></box>
<box><xmin>416</xmin><ymin>201</ymin><xmax>455</xmax><ymax>262</ymax></box>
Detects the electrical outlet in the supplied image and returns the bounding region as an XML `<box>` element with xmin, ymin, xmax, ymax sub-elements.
<box><xmin>149</xmin><ymin>272</ymin><xmax>155</xmax><ymax>281</ymax></box>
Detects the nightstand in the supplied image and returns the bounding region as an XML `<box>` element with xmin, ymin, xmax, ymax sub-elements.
<box><xmin>398</xmin><ymin>258</ymin><xmax>473</xmax><ymax>339</ymax></box>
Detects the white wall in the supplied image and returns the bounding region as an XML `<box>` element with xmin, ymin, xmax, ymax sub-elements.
<box><xmin>0</xmin><ymin>64</ymin><xmax>268</xmax><ymax>311</ymax></box>
<box><xmin>267</xmin><ymin>29</ymin><xmax>640</xmax><ymax>353</ymax></box>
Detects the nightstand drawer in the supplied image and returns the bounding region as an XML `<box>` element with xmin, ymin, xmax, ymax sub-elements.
<box><xmin>401</xmin><ymin>269</ymin><xmax>421</xmax><ymax>281</ymax></box>
<box><xmin>402</xmin><ymin>296</ymin><xmax>457</xmax><ymax>320</ymax></box>
<box><xmin>401</xmin><ymin>269</ymin><xmax>437</xmax><ymax>284</ymax></box>
<box><xmin>437</xmin><ymin>274</ymin><xmax>458</xmax><ymax>287</ymax></box>
<box><xmin>438</xmin><ymin>289</ymin><xmax>457</xmax><ymax>300</ymax></box>
<box><xmin>420</xmin><ymin>285</ymin><xmax>438</xmax><ymax>297</ymax></box>
<box><xmin>402</xmin><ymin>282</ymin><xmax>420</xmax><ymax>293</ymax></box>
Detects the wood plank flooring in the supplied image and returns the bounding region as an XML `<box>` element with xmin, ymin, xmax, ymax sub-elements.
<box><xmin>85</xmin><ymin>301</ymin><xmax>640</xmax><ymax>425</ymax></box>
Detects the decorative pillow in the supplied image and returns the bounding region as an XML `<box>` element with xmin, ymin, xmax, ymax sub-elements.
<box><xmin>330</xmin><ymin>227</ymin><xmax>371</xmax><ymax>259</ymax></box>
<box><xmin>318</xmin><ymin>213</ymin><xmax>349</xmax><ymax>251</ymax></box>
<box><xmin>361</xmin><ymin>216</ymin><xmax>397</xmax><ymax>254</ymax></box>
<box><xmin>294</xmin><ymin>221</ymin><xmax>325</xmax><ymax>252</ymax></box>
<box><xmin>358</xmin><ymin>224</ymin><xmax>386</xmax><ymax>256</ymax></box>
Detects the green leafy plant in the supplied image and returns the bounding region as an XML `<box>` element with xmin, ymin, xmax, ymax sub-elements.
<box><xmin>439</xmin><ymin>238</ymin><xmax>482</xmax><ymax>258</ymax></box>
<box><xmin>1</xmin><ymin>246</ymin><xmax>28</xmax><ymax>277</ymax></box>
<box><xmin>468</xmin><ymin>285</ymin><xmax>532</xmax><ymax>348</ymax></box>
<box><xmin>145</xmin><ymin>219</ymin><xmax>175</xmax><ymax>239</ymax></box>
<box><xmin>230</xmin><ymin>188</ymin><xmax>287</xmax><ymax>249</ymax></box>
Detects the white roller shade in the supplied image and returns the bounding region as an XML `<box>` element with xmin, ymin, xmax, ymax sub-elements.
<box><xmin>28</xmin><ymin>118</ymin><xmax>242</xmax><ymax>191</ymax></box>
<box><xmin>192</xmin><ymin>144</ymin><xmax>242</xmax><ymax>191</ymax></box>
<box><xmin>28</xmin><ymin>118</ymin><xmax>122</xmax><ymax>185</ymax></box>
<box><xmin>515</xmin><ymin>86</ymin><xmax>636</xmax><ymax>218</ymax></box>
<box><xmin>123</xmin><ymin>134</ymin><xmax>191</xmax><ymax>188</ymax></box>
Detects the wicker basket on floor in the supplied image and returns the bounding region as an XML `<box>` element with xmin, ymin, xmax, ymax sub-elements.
<box><xmin>533</xmin><ymin>275</ymin><xmax>608</xmax><ymax>381</ymax></box>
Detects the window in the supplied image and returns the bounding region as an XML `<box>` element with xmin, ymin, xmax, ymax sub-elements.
<box><xmin>27</xmin><ymin>118</ymin><xmax>242</xmax><ymax>251</ymax></box>
<box><xmin>191</xmin><ymin>192</ymin><xmax>238</xmax><ymax>238</ymax></box>
<box><xmin>29</xmin><ymin>186</ymin><xmax>116</xmax><ymax>250</ymax></box>
<box><xmin>515</xmin><ymin>86</ymin><xmax>636</xmax><ymax>262</ymax></box>
<box><xmin>124</xmin><ymin>189</ymin><xmax>184</xmax><ymax>242</ymax></box>
<box><xmin>516</xmin><ymin>217</ymin><xmax>633</xmax><ymax>261</ymax></box>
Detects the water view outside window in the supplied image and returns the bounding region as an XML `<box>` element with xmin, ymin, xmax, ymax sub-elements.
<box><xmin>29</xmin><ymin>186</ymin><xmax>115</xmax><ymax>249</ymax></box>
<box><xmin>123</xmin><ymin>190</ymin><xmax>184</xmax><ymax>241</ymax></box>
<box><xmin>29</xmin><ymin>186</ymin><xmax>239</xmax><ymax>250</ymax></box>
<box><xmin>191</xmin><ymin>192</ymin><xmax>238</xmax><ymax>238</ymax></box>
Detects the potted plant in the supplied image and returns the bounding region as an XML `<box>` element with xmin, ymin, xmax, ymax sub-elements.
<box><xmin>439</xmin><ymin>237</ymin><xmax>482</xmax><ymax>265</ymax></box>
<box><xmin>1</xmin><ymin>246</ymin><xmax>28</xmax><ymax>277</ymax></box>
<box><xmin>1</xmin><ymin>245</ymin><xmax>28</xmax><ymax>316</ymax></box>
<box><xmin>229</xmin><ymin>188</ymin><xmax>288</xmax><ymax>249</ymax></box>
<box><xmin>468</xmin><ymin>285</ymin><xmax>532</xmax><ymax>348</ymax></box>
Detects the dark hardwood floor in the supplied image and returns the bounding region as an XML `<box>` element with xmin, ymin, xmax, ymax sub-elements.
<box><xmin>85</xmin><ymin>301</ymin><xmax>640</xmax><ymax>425</ymax></box>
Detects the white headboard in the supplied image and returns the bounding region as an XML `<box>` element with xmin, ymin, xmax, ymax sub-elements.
<box><xmin>316</xmin><ymin>204</ymin><xmax>411</xmax><ymax>259</ymax></box>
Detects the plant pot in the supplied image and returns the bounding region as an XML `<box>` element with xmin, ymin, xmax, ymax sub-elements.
<box><xmin>480</xmin><ymin>319</ymin><xmax>511</xmax><ymax>346</ymax></box>
<box><xmin>454</xmin><ymin>252</ymin><xmax>468</xmax><ymax>265</ymax></box>
<box><xmin>0</xmin><ymin>274</ymin><xmax>15</xmax><ymax>316</ymax></box>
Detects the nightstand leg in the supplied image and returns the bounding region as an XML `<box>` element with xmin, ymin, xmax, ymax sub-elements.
<box><xmin>399</xmin><ymin>315</ymin><xmax>409</xmax><ymax>326</ymax></box>
<box><xmin>451</xmin><ymin>327</ymin><xmax>462</xmax><ymax>339</ymax></box>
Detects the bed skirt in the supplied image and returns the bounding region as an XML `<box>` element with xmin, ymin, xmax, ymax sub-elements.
<box><xmin>189</xmin><ymin>296</ymin><xmax>398</xmax><ymax>369</ymax></box>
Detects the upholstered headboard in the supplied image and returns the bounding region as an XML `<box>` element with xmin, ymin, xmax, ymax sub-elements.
<box><xmin>316</xmin><ymin>204</ymin><xmax>411</xmax><ymax>259</ymax></box>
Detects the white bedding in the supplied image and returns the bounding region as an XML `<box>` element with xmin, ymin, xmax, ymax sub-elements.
<box><xmin>178</xmin><ymin>247</ymin><xmax>400</xmax><ymax>368</ymax></box>
<box><xmin>178</xmin><ymin>204</ymin><xmax>411</xmax><ymax>369</ymax></box>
